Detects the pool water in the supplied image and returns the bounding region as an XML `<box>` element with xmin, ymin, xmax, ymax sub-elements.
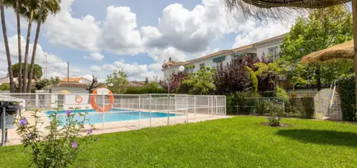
<box><xmin>46</xmin><ymin>109</ymin><xmax>178</xmax><ymax>124</ymax></box>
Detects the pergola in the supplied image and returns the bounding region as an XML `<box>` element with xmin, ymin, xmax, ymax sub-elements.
<box><xmin>301</xmin><ymin>41</ymin><xmax>354</xmax><ymax>63</ymax></box>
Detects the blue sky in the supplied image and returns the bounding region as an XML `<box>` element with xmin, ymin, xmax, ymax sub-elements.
<box><xmin>0</xmin><ymin>0</ymin><xmax>296</xmax><ymax>81</ymax></box>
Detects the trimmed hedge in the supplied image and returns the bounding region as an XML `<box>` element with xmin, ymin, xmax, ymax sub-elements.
<box><xmin>125</xmin><ymin>83</ymin><xmax>166</xmax><ymax>94</ymax></box>
<box><xmin>337</xmin><ymin>75</ymin><xmax>356</xmax><ymax>121</ymax></box>
<box><xmin>226</xmin><ymin>91</ymin><xmax>314</xmax><ymax>118</ymax></box>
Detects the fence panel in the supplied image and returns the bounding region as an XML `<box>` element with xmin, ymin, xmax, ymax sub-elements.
<box><xmin>0</xmin><ymin>93</ymin><xmax>227</xmax><ymax>133</ymax></box>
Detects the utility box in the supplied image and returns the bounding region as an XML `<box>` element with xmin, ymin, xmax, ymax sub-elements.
<box><xmin>0</xmin><ymin>101</ymin><xmax>20</xmax><ymax>129</ymax></box>
<box><xmin>0</xmin><ymin>101</ymin><xmax>20</xmax><ymax>146</ymax></box>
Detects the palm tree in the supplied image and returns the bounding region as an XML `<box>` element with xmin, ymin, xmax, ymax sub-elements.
<box><xmin>225</xmin><ymin>0</ymin><xmax>357</xmax><ymax>105</ymax></box>
<box><xmin>4</xmin><ymin>0</ymin><xmax>27</xmax><ymax>93</ymax></box>
<box><xmin>27</xmin><ymin>0</ymin><xmax>60</xmax><ymax>92</ymax></box>
<box><xmin>22</xmin><ymin>0</ymin><xmax>38</xmax><ymax>92</ymax></box>
<box><xmin>0</xmin><ymin>0</ymin><xmax>15</xmax><ymax>92</ymax></box>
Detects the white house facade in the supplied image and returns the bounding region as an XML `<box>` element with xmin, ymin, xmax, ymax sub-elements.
<box><xmin>162</xmin><ymin>34</ymin><xmax>286</xmax><ymax>80</ymax></box>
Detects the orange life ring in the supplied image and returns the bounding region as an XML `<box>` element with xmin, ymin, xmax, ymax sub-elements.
<box><xmin>90</xmin><ymin>89</ymin><xmax>115</xmax><ymax>112</ymax></box>
<box><xmin>75</xmin><ymin>95</ymin><xmax>83</xmax><ymax>104</ymax></box>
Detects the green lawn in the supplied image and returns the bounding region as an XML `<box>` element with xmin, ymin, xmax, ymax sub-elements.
<box><xmin>1</xmin><ymin>116</ymin><xmax>357</xmax><ymax>168</ymax></box>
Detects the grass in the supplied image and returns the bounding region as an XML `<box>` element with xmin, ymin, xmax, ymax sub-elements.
<box><xmin>1</xmin><ymin>116</ymin><xmax>357</xmax><ymax>167</ymax></box>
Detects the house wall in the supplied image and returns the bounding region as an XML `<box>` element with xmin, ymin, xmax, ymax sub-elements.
<box><xmin>256</xmin><ymin>40</ymin><xmax>283</xmax><ymax>61</ymax></box>
<box><xmin>162</xmin><ymin>35</ymin><xmax>285</xmax><ymax>80</ymax></box>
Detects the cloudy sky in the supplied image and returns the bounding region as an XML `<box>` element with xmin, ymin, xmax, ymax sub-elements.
<box><xmin>0</xmin><ymin>0</ymin><xmax>298</xmax><ymax>81</ymax></box>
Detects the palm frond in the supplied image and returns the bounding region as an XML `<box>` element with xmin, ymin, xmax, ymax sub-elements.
<box><xmin>225</xmin><ymin>0</ymin><xmax>350</xmax><ymax>19</ymax></box>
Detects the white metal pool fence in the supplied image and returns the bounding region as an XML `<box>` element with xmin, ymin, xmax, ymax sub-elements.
<box><xmin>0</xmin><ymin>93</ymin><xmax>226</xmax><ymax>131</ymax></box>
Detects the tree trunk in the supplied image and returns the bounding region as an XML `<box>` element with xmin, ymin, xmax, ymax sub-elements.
<box><xmin>16</xmin><ymin>0</ymin><xmax>22</xmax><ymax>93</ymax></box>
<box><xmin>23</xmin><ymin>12</ymin><xmax>33</xmax><ymax>93</ymax></box>
<box><xmin>0</xmin><ymin>0</ymin><xmax>15</xmax><ymax>93</ymax></box>
<box><xmin>353</xmin><ymin>0</ymin><xmax>357</xmax><ymax>109</ymax></box>
<box><xmin>27</xmin><ymin>21</ymin><xmax>41</xmax><ymax>92</ymax></box>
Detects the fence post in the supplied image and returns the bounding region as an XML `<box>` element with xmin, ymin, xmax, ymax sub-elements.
<box><xmin>1</xmin><ymin>107</ymin><xmax>6</xmax><ymax>146</ymax></box>
<box><xmin>185</xmin><ymin>95</ymin><xmax>188</xmax><ymax>123</ymax></box>
<box><xmin>35</xmin><ymin>93</ymin><xmax>39</xmax><ymax>107</ymax></box>
<box><xmin>167</xmin><ymin>95</ymin><xmax>170</xmax><ymax>126</ymax></box>
<box><xmin>138</xmin><ymin>95</ymin><xmax>141</xmax><ymax>128</ymax></box>
<box><xmin>149</xmin><ymin>95</ymin><xmax>152</xmax><ymax>127</ymax></box>
<box><xmin>194</xmin><ymin>96</ymin><xmax>197</xmax><ymax>116</ymax></box>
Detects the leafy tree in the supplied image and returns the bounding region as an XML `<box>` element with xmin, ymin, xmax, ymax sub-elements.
<box><xmin>180</xmin><ymin>67</ymin><xmax>216</xmax><ymax>95</ymax></box>
<box><xmin>12</xmin><ymin>63</ymin><xmax>43</xmax><ymax>80</ymax></box>
<box><xmin>280</xmin><ymin>5</ymin><xmax>353</xmax><ymax>90</ymax></box>
<box><xmin>106</xmin><ymin>71</ymin><xmax>129</xmax><ymax>94</ymax></box>
<box><xmin>215</xmin><ymin>55</ymin><xmax>258</xmax><ymax>94</ymax></box>
<box><xmin>34</xmin><ymin>77</ymin><xmax>60</xmax><ymax>90</ymax></box>
<box><xmin>0</xmin><ymin>83</ymin><xmax>9</xmax><ymax>91</ymax></box>
<box><xmin>162</xmin><ymin>72</ymin><xmax>188</xmax><ymax>93</ymax></box>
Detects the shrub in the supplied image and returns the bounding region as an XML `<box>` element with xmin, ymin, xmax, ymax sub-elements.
<box><xmin>337</xmin><ymin>75</ymin><xmax>356</xmax><ymax>121</ymax></box>
<box><xmin>263</xmin><ymin>99</ymin><xmax>285</xmax><ymax>127</ymax></box>
<box><xmin>16</xmin><ymin>110</ymin><xmax>94</xmax><ymax>168</ymax></box>
<box><xmin>125</xmin><ymin>82</ymin><xmax>166</xmax><ymax>94</ymax></box>
<box><xmin>275</xmin><ymin>86</ymin><xmax>289</xmax><ymax>103</ymax></box>
<box><xmin>0</xmin><ymin>83</ymin><xmax>9</xmax><ymax>91</ymax></box>
<box><xmin>226</xmin><ymin>92</ymin><xmax>260</xmax><ymax>115</ymax></box>
<box><xmin>180</xmin><ymin>67</ymin><xmax>216</xmax><ymax>95</ymax></box>
<box><xmin>285</xmin><ymin>97</ymin><xmax>314</xmax><ymax>118</ymax></box>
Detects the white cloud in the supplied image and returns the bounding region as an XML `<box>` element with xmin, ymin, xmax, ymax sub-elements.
<box><xmin>144</xmin><ymin>0</ymin><xmax>236</xmax><ymax>54</ymax></box>
<box><xmin>99</xmin><ymin>6</ymin><xmax>143</xmax><ymax>55</ymax></box>
<box><xmin>98</xmin><ymin>60</ymin><xmax>162</xmax><ymax>81</ymax></box>
<box><xmin>148</xmin><ymin>47</ymin><xmax>187</xmax><ymax>63</ymax></box>
<box><xmin>45</xmin><ymin>0</ymin><xmax>101</xmax><ymax>52</ymax></box>
<box><xmin>0</xmin><ymin>35</ymin><xmax>87</xmax><ymax>79</ymax></box>
<box><xmin>90</xmin><ymin>65</ymin><xmax>101</xmax><ymax>72</ymax></box>
<box><xmin>85</xmin><ymin>52</ymin><xmax>104</xmax><ymax>61</ymax></box>
<box><xmin>232</xmin><ymin>20</ymin><xmax>294</xmax><ymax>48</ymax></box>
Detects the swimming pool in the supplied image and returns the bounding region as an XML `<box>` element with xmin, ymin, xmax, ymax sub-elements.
<box><xmin>45</xmin><ymin>109</ymin><xmax>178</xmax><ymax>124</ymax></box>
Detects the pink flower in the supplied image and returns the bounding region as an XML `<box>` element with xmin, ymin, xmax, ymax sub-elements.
<box><xmin>71</xmin><ymin>141</ymin><xmax>78</xmax><ymax>149</ymax></box>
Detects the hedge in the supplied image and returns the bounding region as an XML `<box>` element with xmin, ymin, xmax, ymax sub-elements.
<box><xmin>337</xmin><ymin>75</ymin><xmax>356</xmax><ymax>121</ymax></box>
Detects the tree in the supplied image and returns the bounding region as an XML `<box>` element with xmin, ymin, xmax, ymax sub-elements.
<box><xmin>106</xmin><ymin>71</ymin><xmax>129</xmax><ymax>94</ymax></box>
<box><xmin>0</xmin><ymin>0</ymin><xmax>15</xmax><ymax>92</ymax></box>
<box><xmin>215</xmin><ymin>55</ymin><xmax>257</xmax><ymax>94</ymax></box>
<box><xmin>4</xmin><ymin>0</ymin><xmax>27</xmax><ymax>92</ymax></box>
<box><xmin>12</xmin><ymin>63</ymin><xmax>43</xmax><ymax>80</ymax></box>
<box><xmin>22</xmin><ymin>0</ymin><xmax>37</xmax><ymax>92</ymax></box>
<box><xmin>27</xmin><ymin>0</ymin><xmax>61</xmax><ymax>92</ymax></box>
<box><xmin>280</xmin><ymin>6</ymin><xmax>353</xmax><ymax>89</ymax></box>
<box><xmin>180</xmin><ymin>67</ymin><xmax>216</xmax><ymax>95</ymax></box>
<box><xmin>0</xmin><ymin>83</ymin><xmax>9</xmax><ymax>91</ymax></box>
<box><xmin>162</xmin><ymin>72</ymin><xmax>187</xmax><ymax>93</ymax></box>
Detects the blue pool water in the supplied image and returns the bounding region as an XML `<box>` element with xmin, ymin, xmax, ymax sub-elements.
<box><xmin>45</xmin><ymin>109</ymin><xmax>178</xmax><ymax>124</ymax></box>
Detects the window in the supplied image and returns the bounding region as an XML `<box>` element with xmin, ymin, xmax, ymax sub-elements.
<box><xmin>212</xmin><ymin>56</ymin><xmax>226</xmax><ymax>63</ymax></box>
<box><xmin>199</xmin><ymin>63</ymin><xmax>205</xmax><ymax>69</ymax></box>
<box><xmin>267</xmin><ymin>46</ymin><xmax>279</xmax><ymax>61</ymax></box>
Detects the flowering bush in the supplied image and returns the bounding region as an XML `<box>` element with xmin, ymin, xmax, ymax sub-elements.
<box><xmin>16</xmin><ymin>110</ymin><xmax>94</xmax><ymax>168</ymax></box>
